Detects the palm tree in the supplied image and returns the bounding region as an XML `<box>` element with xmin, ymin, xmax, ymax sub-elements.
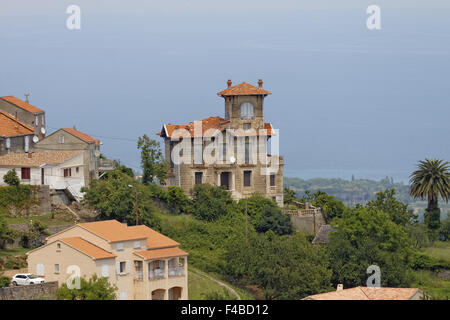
<box><xmin>409</xmin><ymin>159</ymin><xmax>450</xmax><ymax>212</ymax></box>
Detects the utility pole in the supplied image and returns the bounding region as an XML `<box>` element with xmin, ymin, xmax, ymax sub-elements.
<box><xmin>135</xmin><ymin>184</ymin><xmax>138</xmax><ymax>226</ymax></box>
<box><xmin>129</xmin><ymin>184</ymin><xmax>139</xmax><ymax>225</ymax></box>
<box><xmin>245</xmin><ymin>198</ymin><xmax>248</xmax><ymax>244</ymax></box>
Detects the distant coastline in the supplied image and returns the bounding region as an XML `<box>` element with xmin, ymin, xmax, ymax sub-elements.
<box><xmin>284</xmin><ymin>168</ymin><xmax>412</xmax><ymax>184</ymax></box>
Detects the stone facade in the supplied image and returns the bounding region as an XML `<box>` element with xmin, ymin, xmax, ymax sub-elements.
<box><xmin>0</xmin><ymin>281</ymin><xmax>58</xmax><ymax>300</ymax></box>
<box><xmin>158</xmin><ymin>80</ymin><xmax>284</xmax><ymax>206</ymax></box>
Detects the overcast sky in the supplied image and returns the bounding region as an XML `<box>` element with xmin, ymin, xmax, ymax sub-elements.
<box><xmin>1</xmin><ymin>1</ymin><xmax>449</xmax><ymax>181</ymax></box>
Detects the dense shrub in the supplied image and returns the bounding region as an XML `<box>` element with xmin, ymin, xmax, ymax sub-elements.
<box><xmin>166</xmin><ymin>186</ymin><xmax>191</xmax><ymax>214</ymax></box>
<box><xmin>3</xmin><ymin>169</ymin><xmax>19</xmax><ymax>186</ymax></box>
<box><xmin>190</xmin><ymin>184</ymin><xmax>234</xmax><ymax>222</ymax></box>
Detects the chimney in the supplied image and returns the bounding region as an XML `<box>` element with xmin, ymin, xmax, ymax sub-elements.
<box><xmin>337</xmin><ymin>284</ymin><xmax>344</xmax><ymax>291</ymax></box>
<box><xmin>258</xmin><ymin>79</ymin><xmax>263</xmax><ymax>88</ymax></box>
<box><xmin>73</xmin><ymin>125</ymin><xmax>77</xmax><ymax>130</ymax></box>
<box><xmin>227</xmin><ymin>79</ymin><xmax>232</xmax><ymax>88</ymax></box>
<box><xmin>24</xmin><ymin>93</ymin><xmax>30</xmax><ymax>103</ymax></box>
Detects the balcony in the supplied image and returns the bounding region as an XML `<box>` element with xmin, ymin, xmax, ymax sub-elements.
<box><xmin>149</xmin><ymin>269</ymin><xmax>165</xmax><ymax>280</ymax></box>
<box><xmin>168</xmin><ymin>267</ymin><xmax>184</xmax><ymax>277</ymax></box>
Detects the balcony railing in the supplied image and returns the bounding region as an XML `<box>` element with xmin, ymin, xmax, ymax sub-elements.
<box><xmin>149</xmin><ymin>269</ymin><xmax>164</xmax><ymax>280</ymax></box>
<box><xmin>168</xmin><ymin>267</ymin><xmax>184</xmax><ymax>277</ymax></box>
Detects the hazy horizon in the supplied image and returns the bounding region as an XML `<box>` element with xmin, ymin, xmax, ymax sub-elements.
<box><xmin>1</xmin><ymin>1</ymin><xmax>449</xmax><ymax>180</ymax></box>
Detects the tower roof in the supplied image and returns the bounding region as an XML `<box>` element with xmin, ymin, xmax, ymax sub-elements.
<box><xmin>217</xmin><ymin>81</ymin><xmax>271</xmax><ymax>96</ymax></box>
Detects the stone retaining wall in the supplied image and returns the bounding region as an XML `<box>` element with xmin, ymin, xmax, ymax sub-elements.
<box><xmin>0</xmin><ymin>281</ymin><xmax>58</xmax><ymax>300</ymax></box>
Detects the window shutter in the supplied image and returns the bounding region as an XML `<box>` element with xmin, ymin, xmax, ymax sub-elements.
<box><xmin>126</xmin><ymin>260</ymin><xmax>131</xmax><ymax>274</ymax></box>
<box><xmin>116</xmin><ymin>262</ymin><xmax>120</xmax><ymax>275</ymax></box>
<box><xmin>24</xmin><ymin>136</ymin><xmax>29</xmax><ymax>152</ymax></box>
<box><xmin>102</xmin><ymin>264</ymin><xmax>109</xmax><ymax>277</ymax></box>
<box><xmin>37</xmin><ymin>263</ymin><xmax>45</xmax><ymax>276</ymax></box>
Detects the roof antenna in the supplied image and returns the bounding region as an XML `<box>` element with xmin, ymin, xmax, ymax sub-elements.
<box><xmin>24</xmin><ymin>93</ymin><xmax>30</xmax><ymax>103</ymax></box>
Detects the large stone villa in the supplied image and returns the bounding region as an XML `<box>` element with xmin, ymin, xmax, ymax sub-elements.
<box><xmin>157</xmin><ymin>80</ymin><xmax>284</xmax><ymax>206</ymax></box>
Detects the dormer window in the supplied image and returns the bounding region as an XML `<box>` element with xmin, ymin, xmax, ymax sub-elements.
<box><xmin>240</xmin><ymin>102</ymin><xmax>254</xmax><ymax>120</ymax></box>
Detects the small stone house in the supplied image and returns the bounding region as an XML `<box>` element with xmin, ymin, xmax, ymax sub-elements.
<box><xmin>158</xmin><ymin>80</ymin><xmax>284</xmax><ymax>206</ymax></box>
<box><xmin>0</xmin><ymin>96</ymin><xmax>46</xmax><ymax>140</ymax></box>
<box><xmin>35</xmin><ymin>127</ymin><xmax>104</xmax><ymax>185</ymax></box>
<box><xmin>27</xmin><ymin>220</ymin><xmax>189</xmax><ymax>300</ymax></box>
<box><xmin>0</xmin><ymin>111</ymin><xmax>37</xmax><ymax>156</ymax></box>
<box><xmin>0</xmin><ymin>151</ymin><xmax>85</xmax><ymax>199</ymax></box>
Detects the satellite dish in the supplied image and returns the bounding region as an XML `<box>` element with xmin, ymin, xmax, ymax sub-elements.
<box><xmin>41</xmin><ymin>127</ymin><xmax>46</xmax><ymax>134</ymax></box>
<box><xmin>94</xmin><ymin>150</ymin><xmax>100</xmax><ymax>158</ymax></box>
<box><xmin>32</xmin><ymin>136</ymin><xmax>39</xmax><ymax>143</ymax></box>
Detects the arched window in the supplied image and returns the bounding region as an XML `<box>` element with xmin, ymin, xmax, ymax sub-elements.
<box><xmin>240</xmin><ymin>102</ymin><xmax>254</xmax><ymax>120</ymax></box>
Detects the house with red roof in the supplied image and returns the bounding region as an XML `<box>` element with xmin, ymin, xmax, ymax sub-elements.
<box><xmin>27</xmin><ymin>220</ymin><xmax>188</xmax><ymax>300</ymax></box>
<box><xmin>158</xmin><ymin>80</ymin><xmax>284</xmax><ymax>205</ymax></box>
<box><xmin>35</xmin><ymin>126</ymin><xmax>114</xmax><ymax>186</ymax></box>
<box><xmin>0</xmin><ymin>95</ymin><xmax>46</xmax><ymax>140</ymax></box>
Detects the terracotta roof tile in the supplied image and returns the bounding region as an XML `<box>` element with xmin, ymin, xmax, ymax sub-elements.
<box><xmin>158</xmin><ymin>116</ymin><xmax>274</xmax><ymax>138</ymax></box>
<box><xmin>79</xmin><ymin>220</ymin><xmax>147</xmax><ymax>243</ymax></box>
<box><xmin>60</xmin><ymin>237</ymin><xmax>116</xmax><ymax>260</ymax></box>
<box><xmin>305</xmin><ymin>287</ymin><xmax>422</xmax><ymax>300</ymax></box>
<box><xmin>0</xmin><ymin>151</ymin><xmax>81</xmax><ymax>167</ymax></box>
<box><xmin>0</xmin><ymin>111</ymin><xmax>34</xmax><ymax>137</ymax></box>
<box><xmin>217</xmin><ymin>82</ymin><xmax>271</xmax><ymax>96</ymax></box>
<box><xmin>128</xmin><ymin>225</ymin><xmax>179</xmax><ymax>249</ymax></box>
<box><xmin>62</xmin><ymin>128</ymin><xmax>100</xmax><ymax>145</ymax></box>
<box><xmin>1</xmin><ymin>96</ymin><xmax>44</xmax><ymax>113</ymax></box>
<box><xmin>134</xmin><ymin>247</ymin><xmax>188</xmax><ymax>260</ymax></box>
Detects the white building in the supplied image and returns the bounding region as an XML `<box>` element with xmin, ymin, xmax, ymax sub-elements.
<box><xmin>0</xmin><ymin>151</ymin><xmax>85</xmax><ymax>199</ymax></box>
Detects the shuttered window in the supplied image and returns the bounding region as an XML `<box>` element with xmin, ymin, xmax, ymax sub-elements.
<box><xmin>195</xmin><ymin>172</ymin><xmax>203</xmax><ymax>185</ymax></box>
<box><xmin>36</xmin><ymin>263</ymin><xmax>45</xmax><ymax>276</ymax></box>
<box><xmin>21</xmin><ymin>168</ymin><xmax>31</xmax><ymax>180</ymax></box>
<box><xmin>270</xmin><ymin>173</ymin><xmax>276</xmax><ymax>187</ymax></box>
<box><xmin>244</xmin><ymin>171</ymin><xmax>251</xmax><ymax>187</ymax></box>
<box><xmin>102</xmin><ymin>264</ymin><xmax>109</xmax><ymax>277</ymax></box>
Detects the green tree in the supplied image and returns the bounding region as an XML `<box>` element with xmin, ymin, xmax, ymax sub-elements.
<box><xmin>3</xmin><ymin>169</ymin><xmax>20</xmax><ymax>186</ymax></box>
<box><xmin>57</xmin><ymin>274</ymin><xmax>117</xmax><ymax>300</ymax></box>
<box><xmin>166</xmin><ymin>186</ymin><xmax>191</xmax><ymax>214</ymax></box>
<box><xmin>328</xmin><ymin>206</ymin><xmax>414</xmax><ymax>288</ymax></box>
<box><xmin>20</xmin><ymin>220</ymin><xmax>50</xmax><ymax>248</ymax></box>
<box><xmin>0</xmin><ymin>275</ymin><xmax>10</xmax><ymax>288</ymax></box>
<box><xmin>367</xmin><ymin>189</ymin><xmax>416</xmax><ymax>226</ymax></box>
<box><xmin>82</xmin><ymin>170</ymin><xmax>160</xmax><ymax>228</ymax></box>
<box><xmin>409</xmin><ymin>159</ymin><xmax>450</xmax><ymax>232</ymax></box>
<box><xmin>190</xmin><ymin>184</ymin><xmax>234</xmax><ymax>221</ymax></box>
<box><xmin>303</xmin><ymin>190</ymin><xmax>345</xmax><ymax>222</ymax></box>
<box><xmin>254</xmin><ymin>206</ymin><xmax>293</xmax><ymax>236</ymax></box>
<box><xmin>225</xmin><ymin>232</ymin><xmax>332</xmax><ymax>300</ymax></box>
<box><xmin>137</xmin><ymin>134</ymin><xmax>169</xmax><ymax>185</ymax></box>
<box><xmin>0</xmin><ymin>214</ymin><xmax>17</xmax><ymax>249</ymax></box>
<box><xmin>283</xmin><ymin>187</ymin><xmax>297</xmax><ymax>204</ymax></box>
<box><xmin>439</xmin><ymin>217</ymin><xmax>450</xmax><ymax>241</ymax></box>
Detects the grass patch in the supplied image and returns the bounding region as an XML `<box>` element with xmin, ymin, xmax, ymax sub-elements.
<box><xmin>0</xmin><ymin>247</ymin><xmax>31</xmax><ymax>257</ymax></box>
<box><xmin>421</xmin><ymin>242</ymin><xmax>450</xmax><ymax>263</ymax></box>
<box><xmin>411</xmin><ymin>270</ymin><xmax>450</xmax><ymax>300</ymax></box>
<box><xmin>188</xmin><ymin>267</ymin><xmax>228</xmax><ymax>300</ymax></box>
<box><xmin>5</xmin><ymin>211</ymin><xmax>75</xmax><ymax>227</ymax></box>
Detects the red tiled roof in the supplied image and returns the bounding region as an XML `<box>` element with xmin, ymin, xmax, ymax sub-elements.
<box><xmin>0</xmin><ymin>151</ymin><xmax>81</xmax><ymax>167</ymax></box>
<box><xmin>134</xmin><ymin>247</ymin><xmax>188</xmax><ymax>260</ymax></box>
<box><xmin>62</xmin><ymin>128</ymin><xmax>100</xmax><ymax>145</ymax></box>
<box><xmin>1</xmin><ymin>96</ymin><xmax>44</xmax><ymax>113</ymax></box>
<box><xmin>158</xmin><ymin>116</ymin><xmax>274</xmax><ymax>138</ymax></box>
<box><xmin>159</xmin><ymin>116</ymin><xmax>230</xmax><ymax>138</ymax></box>
<box><xmin>60</xmin><ymin>237</ymin><xmax>116</xmax><ymax>260</ymax></box>
<box><xmin>0</xmin><ymin>111</ymin><xmax>34</xmax><ymax>137</ymax></box>
<box><xmin>305</xmin><ymin>287</ymin><xmax>423</xmax><ymax>300</ymax></box>
<box><xmin>217</xmin><ymin>82</ymin><xmax>271</xmax><ymax>96</ymax></box>
<box><xmin>128</xmin><ymin>225</ymin><xmax>179</xmax><ymax>249</ymax></box>
<box><xmin>78</xmin><ymin>220</ymin><xmax>147</xmax><ymax>243</ymax></box>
